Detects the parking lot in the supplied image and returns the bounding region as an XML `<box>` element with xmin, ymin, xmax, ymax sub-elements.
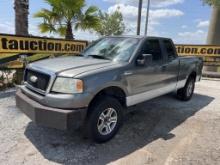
<box><xmin>0</xmin><ymin>79</ymin><xmax>220</xmax><ymax>165</ymax></box>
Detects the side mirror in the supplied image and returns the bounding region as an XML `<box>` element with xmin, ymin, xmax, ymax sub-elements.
<box><xmin>136</xmin><ymin>54</ymin><xmax>152</xmax><ymax>66</ymax></box>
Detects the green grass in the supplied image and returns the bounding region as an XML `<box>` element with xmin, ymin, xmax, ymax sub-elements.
<box><xmin>0</xmin><ymin>53</ymin><xmax>17</xmax><ymax>59</ymax></box>
<box><xmin>27</xmin><ymin>54</ymin><xmax>52</xmax><ymax>62</ymax></box>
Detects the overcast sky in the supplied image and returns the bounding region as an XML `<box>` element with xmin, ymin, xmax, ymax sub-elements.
<box><xmin>0</xmin><ymin>0</ymin><xmax>212</xmax><ymax>44</ymax></box>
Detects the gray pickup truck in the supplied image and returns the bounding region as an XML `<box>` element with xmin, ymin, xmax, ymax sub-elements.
<box><xmin>16</xmin><ymin>36</ymin><xmax>203</xmax><ymax>142</ymax></box>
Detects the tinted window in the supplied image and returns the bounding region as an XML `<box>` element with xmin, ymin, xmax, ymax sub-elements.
<box><xmin>163</xmin><ymin>40</ymin><xmax>176</xmax><ymax>59</ymax></box>
<box><xmin>141</xmin><ymin>39</ymin><xmax>162</xmax><ymax>61</ymax></box>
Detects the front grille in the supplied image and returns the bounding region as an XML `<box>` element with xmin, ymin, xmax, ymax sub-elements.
<box><xmin>24</xmin><ymin>69</ymin><xmax>50</xmax><ymax>91</ymax></box>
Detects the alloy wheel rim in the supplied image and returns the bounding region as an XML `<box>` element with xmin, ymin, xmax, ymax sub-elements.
<box><xmin>187</xmin><ymin>80</ymin><xmax>194</xmax><ymax>97</ymax></box>
<box><xmin>97</xmin><ymin>108</ymin><xmax>118</xmax><ymax>135</ymax></box>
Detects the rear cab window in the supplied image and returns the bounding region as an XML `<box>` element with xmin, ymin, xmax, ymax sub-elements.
<box><xmin>163</xmin><ymin>39</ymin><xmax>177</xmax><ymax>60</ymax></box>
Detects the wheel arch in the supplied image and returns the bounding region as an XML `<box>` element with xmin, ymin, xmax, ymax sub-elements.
<box><xmin>87</xmin><ymin>86</ymin><xmax>127</xmax><ymax>116</ymax></box>
<box><xmin>188</xmin><ymin>71</ymin><xmax>197</xmax><ymax>81</ymax></box>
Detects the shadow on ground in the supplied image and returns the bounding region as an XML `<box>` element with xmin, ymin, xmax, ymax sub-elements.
<box><xmin>24</xmin><ymin>93</ymin><xmax>214</xmax><ymax>165</ymax></box>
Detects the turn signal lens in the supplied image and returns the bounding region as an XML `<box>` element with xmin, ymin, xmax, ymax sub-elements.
<box><xmin>76</xmin><ymin>79</ymin><xmax>83</xmax><ymax>93</ymax></box>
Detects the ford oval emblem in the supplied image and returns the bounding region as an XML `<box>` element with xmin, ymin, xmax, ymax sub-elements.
<box><xmin>30</xmin><ymin>75</ymin><xmax>38</xmax><ymax>83</ymax></box>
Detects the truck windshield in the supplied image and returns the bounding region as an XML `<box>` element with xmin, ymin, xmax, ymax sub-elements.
<box><xmin>82</xmin><ymin>37</ymin><xmax>140</xmax><ymax>62</ymax></box>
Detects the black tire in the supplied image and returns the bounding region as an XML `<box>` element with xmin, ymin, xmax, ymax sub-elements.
<box><xmin>177</xmin><ymin>76</ymin><xmax>195</xmax><ymax>101</ymax></box>
<box><xmin>84</xmin><ymin>96</ymin><xmax>123</xmax><ymax>143</ymax></box>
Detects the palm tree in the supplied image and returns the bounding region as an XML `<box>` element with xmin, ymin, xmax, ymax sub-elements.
<box><xmin>34</xmin><ymin>0</ymin><xmax>100</xmax><ymax>39</ymax></box>
<box><xmin>203</xmin><ymin>0</ymin><xmax>220</xmax><ymax>44</ymax></box>
<box><xmin>14</xmin><ymin>0</ymin><xmax>29</xmax><ymax>35</ymax></box>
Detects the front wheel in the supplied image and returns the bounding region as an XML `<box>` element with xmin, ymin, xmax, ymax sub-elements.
<box><xmin>84</xmin><ymin>97</ymin><xmax>123</xmax><ymax>143</ymax></box>
<box><xmin>177</xmin><ymin>77</ymin><xmax>195</xmax><ymax>101</ymax></box>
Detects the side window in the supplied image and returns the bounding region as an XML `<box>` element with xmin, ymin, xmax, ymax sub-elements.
<box><xmin>163</xmin><ymin>40</ymin><xmax>176</xmax><ymax>60</ymax></box>
<box><xmin>141</xmin><ymin>39</ymin><xmax>162</xmax><ymax>61</ymax></box>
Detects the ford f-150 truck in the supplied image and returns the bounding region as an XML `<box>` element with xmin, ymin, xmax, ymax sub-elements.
<box><xmin>16</xmin><ymin>36</ymin><xmax>203</xmax><ymax>142</ymax></box>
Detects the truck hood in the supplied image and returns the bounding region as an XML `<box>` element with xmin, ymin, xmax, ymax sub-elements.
<box><xmin>28</xmin><ymin>56</ymin><xmax>119</xmax><ymax>77</ymax></box>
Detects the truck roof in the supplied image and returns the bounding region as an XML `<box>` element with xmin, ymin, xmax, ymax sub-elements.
<box><xmin>104</xmin><ymin>35</ymin><xmax>171</xmax><ymax>40</ymax></box>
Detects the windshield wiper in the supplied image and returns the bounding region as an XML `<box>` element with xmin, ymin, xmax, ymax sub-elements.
<box><xmin>87</xmin><ymin>55</ymin><xmax>110</xmax><ymax>60</ymax></box>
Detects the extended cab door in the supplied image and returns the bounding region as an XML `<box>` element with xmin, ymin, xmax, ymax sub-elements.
<box><xmin>161</xmin><ymin>39</ymin><xmax>179</xmax><ymax>90</ymax></box>
<box><xmin>126</xmin><ymin>39</ymin><xmax>169</xmax><ymax>106</ymax></box>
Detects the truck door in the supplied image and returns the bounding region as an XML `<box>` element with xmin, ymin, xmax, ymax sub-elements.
<box><xmin>125</xmin><ymin>39</ymin><xmax>168</xmax><ymax>106</ymax></box>
<box><xmin>161</xmin><ymin>39</ymin><xmax>179</xmax><ymax>90</ymax></box>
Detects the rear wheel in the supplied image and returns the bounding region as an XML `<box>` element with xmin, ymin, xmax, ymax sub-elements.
<box><xmin>177</xmin><ymin>77</ymin><xmax>195</xmax><ymax>101</ymax></box>
<box><xmin>84</xmin><ymin>96</ymin><xmax>123</xmax><ymax>143</ymax></box>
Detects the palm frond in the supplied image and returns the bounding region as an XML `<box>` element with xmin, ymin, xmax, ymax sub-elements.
<box><xmin>38</xmin><ymin>23</ymin><xmax>56</xmax><ymax>33</ymax></box>
<box><xmin>85</xmin><ymin>6</ymin><xmax>99</xmax><ymax>15</ymax></box>
<box><xmin>34</xmin><ymin>0</ymin><xmax>101</xmax><ymax>39</ymax></box>
<box><xmin>202</xmin><ymin>0</ymin><xmax>220</xmax><ymax>6</ymax></box>
<box><xmin>57</xmin><ymin>26</ymin><xmax>67</xmax><ymax>36</ymax></box>
<box><xmin>75</xmin><ymin>6</ymin><xmax>100</xmax><ymax>31</ymax></box>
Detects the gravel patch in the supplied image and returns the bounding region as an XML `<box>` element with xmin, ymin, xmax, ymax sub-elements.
<box><xmin>0</xmin><ymin>79</ymin><xmax>220</xmax><ymax>165</ymax></box>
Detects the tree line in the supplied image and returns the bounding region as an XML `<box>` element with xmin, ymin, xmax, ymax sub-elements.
<box><xmin>14</xmin><ymin>0</ymin><xmax>220</xmax><ymax>44</ymax></box>
<box><xmin>14</xmin><ymin>0</ymin><xmax>125</xmax><ymax>40</ymax></box>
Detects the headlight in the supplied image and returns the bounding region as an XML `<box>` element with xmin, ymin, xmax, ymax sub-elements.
<box><xmin>52</xmin><ymin>77</ymin><xmax>83</xmax><ymax>94</ymax></box>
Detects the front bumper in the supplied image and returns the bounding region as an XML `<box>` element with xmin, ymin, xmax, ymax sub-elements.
<box><xmin>19</xmin><ymin>85</ymin><xmax>92</xmax><ymax>109</ymax></box>
<box><xmin>16</xmin><ymin>89</ymin><xmax>87</xmax><ymax>130</ymax></box>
